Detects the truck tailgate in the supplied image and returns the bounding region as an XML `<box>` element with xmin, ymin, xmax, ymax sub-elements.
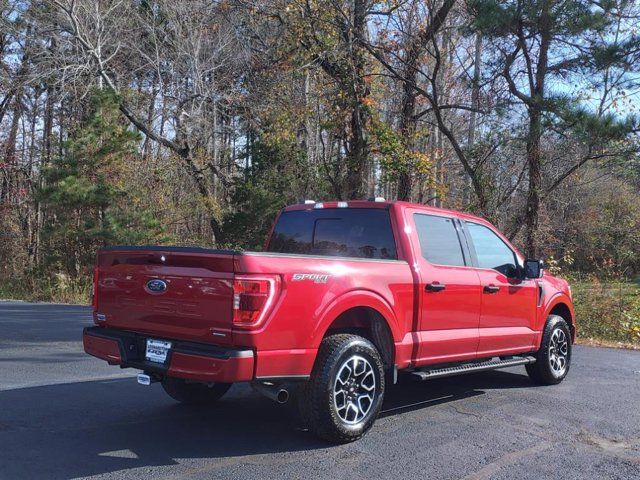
<box><xmin>95</xmin><ymin>247</ymin><xmax>237</xmax><ymax>345</ymax></box>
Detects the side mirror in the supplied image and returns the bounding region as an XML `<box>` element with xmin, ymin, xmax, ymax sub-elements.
<box><xmin>524</xmin><ymin>259</ymin><xmax>544</xmax><ymax>279</ymax></box>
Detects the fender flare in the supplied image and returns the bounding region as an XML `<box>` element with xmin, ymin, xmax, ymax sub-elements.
<box><xmin>541</xmin><ymin>293</ymin><xmax>575</xmax><ymax>330</ymax></box>
<box><xmin>310</xmin><ymin>289</ymin><xmax>402</xmax><ymax>349</ymax></box>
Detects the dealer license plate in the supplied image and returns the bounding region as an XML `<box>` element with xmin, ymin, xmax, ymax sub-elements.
<box><xmin>145</xmin><ymin>339</ymin><xmax>172</xmax><ymax>364</ymax></box>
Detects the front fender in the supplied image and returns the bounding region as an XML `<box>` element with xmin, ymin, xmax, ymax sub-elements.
<box><xmin>310</xmin><ymin>289</ymin><xmax>402</xmax><ymax>349</ymax></box>
<box><xmin>540</xmin><ymin>292</ymin><xmax>575</xmax><ymax>333</ymax></box>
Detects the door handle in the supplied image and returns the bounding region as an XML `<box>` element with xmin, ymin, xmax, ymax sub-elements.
<box><xmin>425</xmin><ymin>282</ymin><xmax>446</xmax><ymax>292</ymax></box>
<box><xmin>484</xmin><ymin>285</ymin><xmax>500</xmax><ymax>294</ymax></box>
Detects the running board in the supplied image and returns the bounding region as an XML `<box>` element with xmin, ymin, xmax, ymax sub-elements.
<box><xmin>410</xmin><ymin>356</ymin><xmax>536</xmax><ymax>381</ymax></box>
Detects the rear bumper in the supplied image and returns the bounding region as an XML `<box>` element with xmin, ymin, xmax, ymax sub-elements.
<box><xmin>83</xmin><ymin>327</ymin><xmax>254</xmax><ymax>383</ymax></box>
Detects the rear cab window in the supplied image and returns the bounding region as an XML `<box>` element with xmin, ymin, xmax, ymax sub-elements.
<box><xmin>267</xmin><ymin>208</ymin><xmax>397</xmax><ymax>260</ymax></box>
<box><xmin>413</xmin><ymin>213</ymin><xmax>467</xmax><ymax>266</ymax></box>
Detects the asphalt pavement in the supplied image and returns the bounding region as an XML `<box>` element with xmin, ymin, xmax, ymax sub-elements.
<box><xmin>0</xmin><ymin>301</ymin><xmax>638</xmax><ymax>480</ymax></box>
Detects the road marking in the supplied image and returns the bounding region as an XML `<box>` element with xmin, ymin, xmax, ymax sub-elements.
<box><xmin>98</xmin><ymin>449</ymin><xmax>140</xmax><ymax>459</ymax></box>
<box><xmin>577</xmin><ymin>430</ymin><xmax>640</xmax><ymax>464</ymax></box>
<box><xmin>461</xmin><ymin>442</ymin><xmax>552</xmax><ymax>480</ymax></box>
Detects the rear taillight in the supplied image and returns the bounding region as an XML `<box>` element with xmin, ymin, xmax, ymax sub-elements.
<box><xmin>232</xmin><ymin>275</ymin><xmax>280</xmax><ymax>329</ymax></box>
<box><xmin>92</xmin><ymin>266</ymin><xmax>99</xmax><ymax>311</ymax></box>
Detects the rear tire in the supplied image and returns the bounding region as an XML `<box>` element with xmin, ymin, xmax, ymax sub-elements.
<box><xmin>161</xmin><ymin>376</ymin><xmax>231</xmax><ymax>404</ymax></box>
<box><xmin>526</xmin><ymin>315</ymin><xmax>572</xmax><ymax>385</ymax></box>
<box><xmin>299</xmin><ymin>334</ymin><xmax>385</xmax><ymax>444</ymax></box>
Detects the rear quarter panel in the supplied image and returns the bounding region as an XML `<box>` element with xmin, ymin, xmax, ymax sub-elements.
<box><xmin>232</xmin><ymin>253</ymin><xmax>414</xmax><ymax>352</ymax></box>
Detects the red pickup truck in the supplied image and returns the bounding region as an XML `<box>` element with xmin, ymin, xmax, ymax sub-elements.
<box><xmin>84</xmin><ymin>199</ymin><xmax>575</xmax><ymax>443</ymax></box>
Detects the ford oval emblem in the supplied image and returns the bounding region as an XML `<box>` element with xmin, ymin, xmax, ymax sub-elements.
<box><xmin>146</xmin><ymin>279</ymin><xmax>168</xmax><ymax>294</ymax></box>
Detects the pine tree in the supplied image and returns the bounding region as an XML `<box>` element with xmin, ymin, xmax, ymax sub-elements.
<box><xmin>470</xmin><ymin>0</ymin><xmax>640</xmax><ymax>256</ymax></box>
<box><xmin>39</xmin><ymin>89</ymin><xmax>164</xmax><ymax>275</ymax></box>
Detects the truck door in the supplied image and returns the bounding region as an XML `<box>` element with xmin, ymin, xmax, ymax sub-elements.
<box><xmin>462</xmin><ymin>221</ymin><xmax>538</xmax><ymax>356</ymax></box>
<box><xmin>406</xmin><ymin>210</ymin><xmax>482</xmax><ymax>365</ymax></box>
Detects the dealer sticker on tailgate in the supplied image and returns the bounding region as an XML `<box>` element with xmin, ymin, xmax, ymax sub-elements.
<box><xmin>145</xmin><ymin>339</ymin><xmax>172</xmax><ymax>364</ymax></box>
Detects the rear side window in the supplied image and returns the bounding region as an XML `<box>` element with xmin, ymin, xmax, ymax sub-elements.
<box><xmin>414</xmin><ymin>214</ymin><xmax>466</xmax><ymax>266</ymax></box>
<box><xmin>466</xmin><ymin>222</ymin><xmax>517</xmax><ymax>275</ymax></box>
<box><xmin>267</xmin><ymin>208</ymin><xmax>397</xmax><ymax>260</ymax></box>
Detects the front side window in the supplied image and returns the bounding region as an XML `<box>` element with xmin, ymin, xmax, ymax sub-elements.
<box><xmin>466</xmin><ymin>222</ymin><xmax>517</xmax><ymax>276</ymax></box>
<box><xmin>267</xmin><ymin>208</ymin><xmax>397</xmax><ymax>259</ymax></box>
<box><xmin>413</xmin><ymin>214</ymin><xmax>466</xmax><ymax>267</ymax></box>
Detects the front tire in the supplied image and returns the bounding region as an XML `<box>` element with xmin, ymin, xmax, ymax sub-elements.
<box><xmin>526</xmin><ymin>315</ymin><xmax>572</xmax><ymax>385</ymax></box>
<box><xmin>299</xmin><ymin>334</ymin><xmax>385</xmax><ymax>444</ymax></box>
<box><xmin>161</xmin><ymin>376</ymin><xmax>231</xmax><ymax>404</ymax></box>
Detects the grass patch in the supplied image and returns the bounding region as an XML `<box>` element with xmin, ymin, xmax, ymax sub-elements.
<box><xmin>572</xmin><ymin>280</ymin><xmax>640</xmax><ymax>345</ymax></box>
<box><xmin>0</xmin><ymin>275</ymin><xmax>91</xmax><ymax>305</ymax></box>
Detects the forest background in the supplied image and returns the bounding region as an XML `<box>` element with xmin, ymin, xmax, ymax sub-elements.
<box><xmin>1</xmin><ymin>0</ymin><xmax>639</xmax><ymax>345</ymax></box>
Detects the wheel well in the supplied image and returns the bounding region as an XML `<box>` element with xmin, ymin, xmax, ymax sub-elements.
<box><xmin>549</xmin><ymin>303</ymin><xmax>574</xmax><ymax>338</ymax></box>
<box><xmin>324</xmin><ymin>307</ymin><xmax>395</xmax><ymax>369</ymax></box>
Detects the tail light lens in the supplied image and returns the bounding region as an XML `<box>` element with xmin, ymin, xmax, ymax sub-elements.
<box><xmin>92</xmin><ymin>266</ymin><xmax>104</xmax><ymax>325</ymax></box>
<box><xmin>232</xmin><ymin>275</ymin><xmax>280</xmax><ymax>329</ymax></box>
<box><xmin>92</xmin><ymin>266</ymin><xmax>99</xmax><ymax>312</ymax></box>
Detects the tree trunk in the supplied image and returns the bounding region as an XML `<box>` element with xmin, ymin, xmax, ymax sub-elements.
<box><xmin>524</xmin><ymin>2</ymin><xmax>552</xmax><ymax>258</ymax></box>
<box><xmin>397</xmin><ymin>47</ymin><xmax>418</xmax><ymax>201</ymax></box>
<box><xmin>466</xmin><ymin>32</ymin><xmax>482</xmax><ymax>206</ymax></box>
<box><xmin>142</xmin><ymin>78</ymin><xmax>157</xmax><ymax>160</ymax></box>
<box><xmin>344</xmin><ymin>0</ymin><xmax>370</xmax><ymax>200</ymax></box>
<box><xmin>525</xmin><ymin>109</ymin><xmax>542</xmax><ymax>257</ymax></box>
<box><xmin>2</xmin><ymin>93</ymin><xmax>22</xmax><ymax>203</ymax></box>
<box><xmin>33</xmin><ymin>83</ymin><xmax>56</xmax><ymax>267</ymax></box>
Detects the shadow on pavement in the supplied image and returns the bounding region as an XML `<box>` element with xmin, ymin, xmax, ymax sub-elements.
<box><xmin>383</xmin><ymin>369</ymin><xmax>535</xmax><ymax>416</ymax></box>
<box><xmin>0</xmin><ymin>369</ymin><xmax>535</xmax><ymax>479</ymax></box>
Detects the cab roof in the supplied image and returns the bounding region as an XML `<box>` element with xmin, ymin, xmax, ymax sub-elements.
<box><xmin>282</xmin><ymin>199</ymin><xmax>488</xmax><ymax>224</ymax></box>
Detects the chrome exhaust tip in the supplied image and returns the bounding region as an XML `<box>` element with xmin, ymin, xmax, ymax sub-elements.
<box><xmin>275</xmin><ymin>388</ymin><xmax>289</xmax><ymax>404</ymax></box>
<box><xmin>251</xmin><ymin>381</ymin><xmax>290</xmax><ymax>404</ymax></box>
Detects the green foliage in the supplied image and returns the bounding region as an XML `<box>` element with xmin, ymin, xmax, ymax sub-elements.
<box><xmin>565</xmin><ymin>184</ymin><xmax>640</xmax><ymax>276</ymax></box>
<box><xmin>222</xmin><ymin>127</ymin><xmax>322</xmax><ymax>250</ymax></box>
<box><xmin>468</xmin><ymin>0</ymin><xmax>517</xmax><ymax>36</ymax></box>
<box><xmin>0</xmin><ymin>206</ymin><xmax>28</xmax><ymax>279</ymax></box>
<box><xmin>556</xmin><ymin>104</ymin><xmax>638</xmax><ymax>145</ymax></box>
<box><xmin>572</xmin><ymin>279</ymin><xmax>640</xmax><ymax>345</ymax></box>
<box><xmin>0</xmin><ymin>274</ymin><xmax>91</xmax><ymax>305</ymax></box>
<box><xmin>471</xmin><ymin>0</ymin><xmax>640</xmax><ymax>127</ymax></box>
<box><xmin>222</xmin><ymin>180</ymin><xmax>285</xmax><ymax>251</ymax></box>
<box><xmin>371</xmin><ymin>114</ymin><xmax>410</xmax><ymax>177</ymax></box>
<box><xmin>39</xmin><ymin>89</ymin><xmax>167</xmax><ymax>275</ymax></box>
<box><xmin>470</xmin><ymin>0</ymin><xmax>608</xmax><ymax>38</ymax></box>
<box><xmin>370</xmin><ymin>113</ymin><xmax>434</xmax><ymax>183</ymax></box>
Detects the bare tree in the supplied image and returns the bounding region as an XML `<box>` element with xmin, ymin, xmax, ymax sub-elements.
<box><xmin>46</xmin><ymin>0</ymin><xmax>252</xmax><ymax>244</ymax></box>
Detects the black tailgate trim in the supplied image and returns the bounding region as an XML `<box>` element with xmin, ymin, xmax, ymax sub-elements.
<box><xmin>99</xmin><ymin>246</ymin><xmax>239</xmax><ymax>255</ymax></box>
<box><xmin>84</xmin><ymin>326</ymin><xmax>253</xmax><ymax>367</ymax></box>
